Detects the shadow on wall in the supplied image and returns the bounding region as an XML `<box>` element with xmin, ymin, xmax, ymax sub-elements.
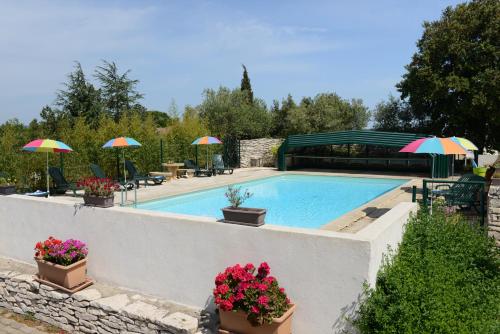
<box><xmin>331</xmin><ymin>292</ymin><xmax>363</xmax><ymax>334</ymax></box>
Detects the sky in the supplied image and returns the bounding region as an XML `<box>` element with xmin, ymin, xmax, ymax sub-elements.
<box><xmin>0</xmin><ymin>0</ymin><xmax>464</xmax><ymax>123</ymax></box>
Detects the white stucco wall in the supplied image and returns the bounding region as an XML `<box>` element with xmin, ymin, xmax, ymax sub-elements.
<box><xmin>0</xmin><ymin>196</ymin><xmax>416</xmax><ymax>333</ymax></box>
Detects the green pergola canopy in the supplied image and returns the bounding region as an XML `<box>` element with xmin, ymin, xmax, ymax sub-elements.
<box><xmin>278</xmin><ymin>130</ymin><xmax>450</xmax><ymax>177</ymax></box>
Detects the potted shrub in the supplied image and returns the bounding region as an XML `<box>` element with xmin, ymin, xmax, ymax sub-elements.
<box><xmin>78</xmin><ymin>177</ymin><xmax>115</xmax><ymax>208</ymax></box>
<box><xmin>0</xmin><ymin>176</ymin><xmax>16</xmax><ymax>195</ymax></box>
<box><xmin>34</xmin><ymin>236</ymin><xmax>89</xmax><ymax>290</ymax></box>
<box><xmin>221</xmin><ymin>186</ymin><xmax>266</xmax><ymax>226</ymax></box>
<box><xmin>214</xmin><ymin>262</ymin><xmax>295</xmax><ymax>334</ymax></box>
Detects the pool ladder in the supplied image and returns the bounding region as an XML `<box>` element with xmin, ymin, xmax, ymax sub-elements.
<box><xmin>120</xmin><ymin>181</ymin><xmax>137</xmax><ymax>207</ymax></box>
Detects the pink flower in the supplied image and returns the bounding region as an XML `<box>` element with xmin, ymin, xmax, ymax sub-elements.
<box><xmin>257</xmin><ymin>295</ymin><xmax>269</xmax><ymax>306</ymax></box>
<box><xmin>251</xmin><ymin>306</ymin><xmax>260</xmax><ymax>314</ymax></box>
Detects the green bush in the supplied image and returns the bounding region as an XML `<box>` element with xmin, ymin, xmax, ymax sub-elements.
<box><xmin>354</xmin><ymin>205</ymin><xmax>500</xmax><ymax>333</ymax></box>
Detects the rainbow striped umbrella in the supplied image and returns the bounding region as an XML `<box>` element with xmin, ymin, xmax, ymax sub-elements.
<box><xmin>102</xmin><ymin>137</ymin><xmax>141</xmax><ymax>182</ymax></box>
<box><xmin>102</xmin><ymin>137</ymin><xmax>142</xmax><ymax>148</ymax></box>
<box><xmin>191</xmin><ymin>136</ymin><xmax>222</xmax><ymax>145</ymax></box>
<box><xmin>22</xmin><ymin>139</ymin><xmax>74</xmax><ymax>195</ymax></box>
<box><xmin>400</xmin><ymin>137</ymin><xmax>467</xmax><ymax>178</ymax></box>
<box><xmin>399</xmin><ymin>137</ymin><xmax>467</xmax><ymax>155</ymax></box>
<box><xmin>449</xmin><ymin>136</ymin><xmax>478</xmax><ymax>151</ymax></box>
<box><xmin>191</xmin><ymin>136</ymin><xmax>223</xmax><ymax>169</ymax></box>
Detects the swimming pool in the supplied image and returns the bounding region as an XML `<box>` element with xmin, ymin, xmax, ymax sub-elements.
<box><xmin>136</xmin><ymin>174</ymin><xmax>408</xmax><ymax>229</ymax></box>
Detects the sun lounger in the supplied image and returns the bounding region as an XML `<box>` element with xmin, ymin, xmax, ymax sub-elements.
<box><xmin>48</xmin><ymin>167</ymin><xmax>81</xmax><ymax>196</ymax></box>
<box><xmin>184</xmin><ymin>160</ymin><xmax>212</xmax><ymax>177</ymax></box>
<box><xmin>125</xmin><ymin>160</ymin><xmax>165</xmax><ymax>188</ymax></box>
<box><xmin>212</xmin><ymin>154</ymin><xmax>234</xmax><ymax>175</ymax></box>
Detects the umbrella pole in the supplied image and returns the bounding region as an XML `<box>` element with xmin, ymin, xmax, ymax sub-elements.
<box><xmin>431</xmin><ymin>154</ymin><xmax>435</xmax><ymax>178</ymax></box>
<box><xmin>46</xmin><ymin>152</ymin><xmax>50</xmax><ymax>197</ymax></box>
<box><xmin>206</xmin><ymin>146</ymin><xmax>209</xmax><ymax>169</ymax></box>
<box><xmin>123</xmin><ymin>149</ymin><xmax>126</xmax><ymax>183</ymax></box>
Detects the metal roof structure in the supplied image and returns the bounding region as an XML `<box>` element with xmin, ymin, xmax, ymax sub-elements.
<box><xmin>277</xmin><ymin>130</ymin><xmax>449</xmax><ymax>177</ymax></box>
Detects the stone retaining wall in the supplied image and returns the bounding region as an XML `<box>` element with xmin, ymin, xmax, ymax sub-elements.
<box><xmin>239</xmin><ymin>138</ymin><xmax>283</xmax><ymax>168</ymax></box>
<box><xmin>487</xmin><ymin>179</ymin><xmax>500</xmax><ymax>247</ymax></box>
<box><xmin>0</xmin><ymin>270</ymin><xmax>201</xmax><ymax>334</ymax></box>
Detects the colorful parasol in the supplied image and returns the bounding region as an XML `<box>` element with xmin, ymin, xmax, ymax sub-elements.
<box><xmin>191</xmin><ymin>136</ymin><xmax>223</xmax><ymax>169</ymax></box>
<box><xmin>449</xmin><ymin>136</ymin><xmax>478</xmax><ymax>151</ymax></box>
<box><xmin>22</xmin><ymin>139</ymin><xmax>74</xmax><ymax>195</ymax></box>
<box><xmin>399</xmin><ymin>137</ymin><xmax>467</xmax><ymax>155</ymax></box>
<box><xmin>102</xmin><ymin>137</ymin><xmax>142</xmax><ymax>148</ymax></box>
<box><xmin>191</xmin><ymin>136</ymin><xmax>222</xmax><ymax>145</ymax></box>
<box><xmin>400</xmin><ymin>137</ymin><xmax>467</xmax><ymax>178</ymax></box>
<box><xmin>102</xmin><ymin>137</ymin><xmax>141</xmax><ymax>182</ymax></box>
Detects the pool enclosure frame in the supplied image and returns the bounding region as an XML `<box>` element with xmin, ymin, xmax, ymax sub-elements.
<box><xmin>277</xmin><ymin>130</ymin><xmax>451</xmax><ymax>177</ymax></box>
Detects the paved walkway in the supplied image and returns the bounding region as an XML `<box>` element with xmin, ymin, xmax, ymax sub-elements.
<box><xmin>0</xmin><ymin>309</ymin><xmax>53</xmax><ymax>334</ymax></box>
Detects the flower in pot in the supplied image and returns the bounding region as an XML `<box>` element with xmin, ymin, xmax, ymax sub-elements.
<box><xmin>214</xmin><ymin>262</ymin><xmax>295</xmax><ymax>334</ymax></box>
<box><xmin>78</xmin><ymin>177</ymin><xmax>115</xmax><ymax>208</ymax></box>
<box><xmin>0</xmin><ymin>176</ymin><xmax>16</xmax><ymax>195</ymax></box>
<box><xmin>221</xmin><ymin>186</ymin><xmax>266</xmax><ymax>226</ymax></box>
<box><xmin>34</xmin><ymin>236</ymin><xmax>89</xmax><ymax>291</ymax></box>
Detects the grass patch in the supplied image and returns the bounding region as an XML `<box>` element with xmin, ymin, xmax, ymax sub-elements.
<box><xmin>354</xmin><ymin>203</ymin><xmax>500</xmax><ymax>333</ymax></box>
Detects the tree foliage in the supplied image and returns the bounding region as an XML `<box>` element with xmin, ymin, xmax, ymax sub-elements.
<box><xmin>240</xmin><ymin>64</ymin><xmax>254</xmax><ymax>104</ymax></box>
<box><xmin>270</xmin><ymin>93</ymin><xmax>370</xmax><ymax>136</ymax></box>
<box><xmin>94</xmin><ymin>60</ymin><xmax>144</xmax><ymax>121</ymax></box>
<box><xmin>56</xmin><ymin>62</ymin><xmax>103</xmax><ymax>128</ymax></box>
<box><xmin>354</xmin><ymin>204</ymin><xmax>500</xmax><ymax>333</ymax></box>
<box><xmin>397</xmin><ymin>0</ymin><xmax>500</xmax><ymax>151</ymax></box>
<box><xmin>372</xmin><ymin>95</ymin><xmax>416</xmax><ymax>133</ymax></box>
<box><xmin>198</xmin><ymin>87</ymin><xmax>270</xmax><ymax>139</ymax></box>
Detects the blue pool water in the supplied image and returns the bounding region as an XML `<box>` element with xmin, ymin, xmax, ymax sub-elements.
<box><xmin>136</xmin><ymin>175</ymin><xmax>408</xmax><ymax>229</ymax></box>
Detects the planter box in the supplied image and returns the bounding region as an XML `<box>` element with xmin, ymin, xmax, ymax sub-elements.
<box><xmin>219</xmin><ymin>304</ymin><xmax>296</xmax><ymax>334</ymax></box>
<box><xmin>0</xmin><ymin>185</ymin><xmax>16</xmax><ymax>195</ymax></box>
<box><xmin>83</xmin><ymin>195</ymin><xmax>114</xmax><ymax>208</ymax></box>
<box><xmin>35</xmin><ymin>258</ymin><xmax>87</xmax><ymax>290</ymax></box>
<box><xmin>222</xmin><ymin>207</ymin><xmax>266</xmax><ymax>227</ymax></box>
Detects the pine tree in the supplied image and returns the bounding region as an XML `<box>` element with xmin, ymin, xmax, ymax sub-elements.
<box><xmin>55</xmin><ymin>62</ymin><xmax>104</xmax><ymax>128</ymax></box>
<box><xmin>94</xmin><ymin>60</ymin><xmax>144</xmax><ymax>121</ymax></box>
<box><xmin>240</xmin><ymin>64</ymin><xmax>254</xmax><ymax>105</ymax></box>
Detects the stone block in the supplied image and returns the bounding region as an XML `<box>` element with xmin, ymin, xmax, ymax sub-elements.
<box><xmin>159</xmin><ymin>312</ymin><xmax>198</xmax><ymax>334</ymax></box>
<box><xmin>91</xmin><ymin>294</ymin><xmax>130</xmax><ymax>313</ymax></box>
<box><xmin>122</xmin><ymin>300</ymin><xmax>168</xmax><ymax>322</ymax></box>
<box><xmin>73</xmin><ymin>288</ymin><xmax>102</xmax><ymax>302</ymax></box>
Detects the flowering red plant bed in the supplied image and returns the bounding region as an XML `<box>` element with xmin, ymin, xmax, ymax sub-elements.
<box><xmin>34</xmin><ymin>237</ymin><xmax>91</xmax><ymax>291</ymax></box>
<box><xmin>214</xmin><ymin>262</ymin><xmax>295</xmax><ymax>334</ymax></box>
<box><xmin>77</xmin><ymin>177</ymin><xmax>116</xmax><ymax>207</ymax></box>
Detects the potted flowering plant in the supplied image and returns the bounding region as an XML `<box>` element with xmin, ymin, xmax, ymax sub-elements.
<box><xmin>78</xmin><ymin>177</ymin><xmax>115</xmax><ymax>208</ymax></box>
<box><xmin>221</xmin><ymin>186</ymin><xmax>266</xmax><ymax>226</ymax></box>
<box><xmin>213</xmin><ymin>262</ymin><xmax>295</xmax><ymax>334</ymax></box>
<box><xmin>34</xmin><ymin>236</ymin><xmax>89</xmax><ymax>291</ymax></box>
<box><xmin>0</xmin><ymin>176</ymin><xmax>16</xmax><ymax>195</ymax></box>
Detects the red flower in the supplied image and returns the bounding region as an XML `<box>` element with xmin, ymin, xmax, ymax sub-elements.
<box><xmin>215</xmin><ymin>273</ymin><xmax>227</xmax><ymax>285</ymax></box>
<box><xmin>213</xmin><ymin>262</ymin><xmax>291</xmax><ymax>326</ymax></box>
<box><xmin>217</xmin><ymin>284</ymin><xmax>229</xmax><ymax>295</ymax></box>
<box><xmin>257</xmin><ymin>295</ymin><xmax>269</xmax><ymax>306</ymax></box>
<box><xmin>244</xmin><ymin>263</ymin><xmax>255</xmax><ymax>271</ymax></box>
<box><xmin>257</xmin><ymin>262</ymin><xmax>270</xmax><ymax>278</ymax></box>
<box><xmin>219</xmin><ymin>299</ymin><xmax>233</xmax><ymax>311</ymax></box>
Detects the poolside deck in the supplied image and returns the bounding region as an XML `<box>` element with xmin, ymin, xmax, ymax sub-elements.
<box><xmin>59</xmin><ymin>168</ymin><xmax>424</xmax><ymax>234</ymax></box>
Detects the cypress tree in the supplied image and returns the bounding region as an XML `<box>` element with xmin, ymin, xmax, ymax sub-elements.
<box><xmin>240</xmin><ymin>64</ymin><xmax>253</xmax><ymax>105</ymax></box>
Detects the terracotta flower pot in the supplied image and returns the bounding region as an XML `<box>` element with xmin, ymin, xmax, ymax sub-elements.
<box><xmin>219</xmin><ymin>304</ymin><xmax>296</xmax><ymax>334</ymax></box>
<box><xmin>83</xmin><ymin>195</ymin><xmax>114</xmax><ymax>208</ymax></box>
<box><xmin>0</xmin><ymin>185</ymin><xmax>16</xmax><ymax>195</ymax></box>
<box><xmin>221</xmin><ymin>207</ymin><xmax>266</xmax><ymax>227</ymax></box>
<box><xmin>35</xmin><ymin>258</ymin><xmax>87</xmax><ymax>289</ymax></box>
